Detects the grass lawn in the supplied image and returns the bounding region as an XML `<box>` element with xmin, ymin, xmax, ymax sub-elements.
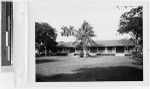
<box><xmin>36</xmin><ymin>56</ymin><xmax>143</xmax><ymax>82</ymax></box>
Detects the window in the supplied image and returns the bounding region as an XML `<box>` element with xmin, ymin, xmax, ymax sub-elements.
<box><xmin>116</xmin><ymin>46</ymin><xmax>125</xmax><ymax>53</ymax></box>
<box><xmin>98</xmin><ymin>47</ymin><xmax>105</xmax><ymax>50</ymax></box>
<box><xmin>90</xmin><ymin>47</ymin><xmax>97</xmax><ymax>53</ymax></box>
<box><xmin>107</xmin><ymin>47</ymin><xmax>113</xmax><ymax>50</ymax></box>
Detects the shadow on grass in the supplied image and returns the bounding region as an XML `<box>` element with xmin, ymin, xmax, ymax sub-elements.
<box><xmin>36</xmin><ymin>59</ymin><xmax>61</xmax><ymax>64</ymax></box>
<box><xmin>36</xmin><ymin>66</ymin><xmax>143</xmax><ymax>82</ymax></box>
<box><xmin>132</xmin><ymin>62</ymin><xmax>143</xmax><ymax>65</ymax></box>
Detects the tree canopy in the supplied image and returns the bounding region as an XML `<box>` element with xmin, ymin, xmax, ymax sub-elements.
<box><xmin>117</xmin><ymin>6</ymin><xmax>143</xmax><ymax>45</ymax></box>
<box><xmin>61</xmin><ymin>21</ymin><xmax>96</xmax><ymax>57</ymax></box>
<box><xmin>61</xmin><ymin>21</ymin><xmax>96</xmax><ymax>47</ymax></box>
<box><xmin>35</xmin><ymin>22</ymin><xmax>57</xmax><ymax>55</ymax></box>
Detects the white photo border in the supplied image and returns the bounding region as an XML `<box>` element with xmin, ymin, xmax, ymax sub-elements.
<box><xmin>27</xmin><ymin>0</ymin><xmax>149</xmax><ymax>87</ymax></box>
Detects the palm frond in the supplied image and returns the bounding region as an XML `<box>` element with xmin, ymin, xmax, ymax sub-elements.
<box><xmin>61</xmin><ymin>26</ymin><xmax>77</xmax><ymax>37</ymax></box>
<box><xmin>61</xmin><ymin>21</ymin><xmax>96</xmax><ymax>48</ymax></box>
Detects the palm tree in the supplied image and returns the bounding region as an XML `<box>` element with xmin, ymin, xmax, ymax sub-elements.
<box><xmin>61</xmin><ymin>21</ymin><xmax>97</xmax><ymax>57</ymax></box>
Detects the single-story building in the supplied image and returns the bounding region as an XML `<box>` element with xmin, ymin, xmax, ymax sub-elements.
<box><xmin>56</xmin><ymin>40</ymin><xmax>135</xmax><ymax>56</ymax></box>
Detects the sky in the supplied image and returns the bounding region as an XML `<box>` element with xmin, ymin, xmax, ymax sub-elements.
<box><xmin>30</xmin><ymin>1</ymin><xmax>140</xmax><ymax>42</ymax></box>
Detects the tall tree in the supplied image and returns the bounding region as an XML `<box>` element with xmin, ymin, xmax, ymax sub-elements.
<box><xmin>35</xmin><ymin>22</ymin><xmax>57</xmax><ymax>56</ymax></box>
<box><xmin>61</xmin><ymin>21</ymin><xmax>96</xmax><ymax>57</ymax></box>
<box><xmin>117</xmin><ymin>6</ymin><xmax>143</xmax><ymax>52</ymax></box>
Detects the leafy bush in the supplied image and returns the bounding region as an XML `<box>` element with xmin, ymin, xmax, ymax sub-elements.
<box><xmin>79</xmin><ymin>51</ymin><xmax>84</xmax><ymax>57</ymax></box>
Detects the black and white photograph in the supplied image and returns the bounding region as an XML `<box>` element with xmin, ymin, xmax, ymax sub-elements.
<box><xmin>34</xmin><ymin>1</ymin><xmax>144</xmax><ymax>82</ymax></box>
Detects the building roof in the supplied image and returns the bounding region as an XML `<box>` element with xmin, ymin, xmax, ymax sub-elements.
<box><xmin>57</xmin><ymin>41</ymin><xmax>74</xmax><ymax>47</ymax></box>
<box><xmin>95</xmin><ymin>40</ymin><xmax>135</xmax><ymax>47</ymax></box>
<box><xmin>57</xmin><ymin>40</ymin><xmax>135</xmax><ymax>47</ymax></box>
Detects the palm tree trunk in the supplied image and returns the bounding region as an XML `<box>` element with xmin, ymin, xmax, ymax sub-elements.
<box><xmin>38</xmin><ymin>50</ymin><xmax>40</xmax><ymax>55</ymax></box>
<box><xmin>45</xmin><ymin>46</ymin><xmax>47</xmax><ymax>56</ymax></box>
<box><xmin>83</xmin><ymin>47</ymin><xmax>87</xmax><ymax>58</ymax></box>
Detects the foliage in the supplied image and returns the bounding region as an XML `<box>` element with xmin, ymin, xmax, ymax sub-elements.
<box><xmin>118</xmin><ymin>6</ymin><xmax>143</xmax><ymax>63</ymax></box>
<box><xmin>118</xmin><ymin>6</ymin><xmax>143</xmax><ymax>52</ymax></box>
<box><xmin>119</xmin><ymin>38</ymin><xmax>134</xmax><ymax>51</ymax></box>
<box><xmin>61</xmin><ymin>21</ymin><xmax>96</xmax><ymax>57</ymax></box>
<box><xmin>35</xmin><ymin>22</ymin><xmax>57</xmax><ymax>56</ymax></box>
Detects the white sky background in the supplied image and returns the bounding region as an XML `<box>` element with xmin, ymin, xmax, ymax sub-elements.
<box><xmin>30</xmin><ymin>1</ymin><xmax>140</xmax><ymax>42</ymax></box>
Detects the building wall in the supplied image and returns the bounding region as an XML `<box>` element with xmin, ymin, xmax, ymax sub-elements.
<box><xmin>86</xmin><ymin>46</ymin><xmax>132</xmax><ymax>56</ymax></box>
<box><xmin>56</xmin><ymin>46</ymin><xmax>134</xmax><ymax>56</ymax></box>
